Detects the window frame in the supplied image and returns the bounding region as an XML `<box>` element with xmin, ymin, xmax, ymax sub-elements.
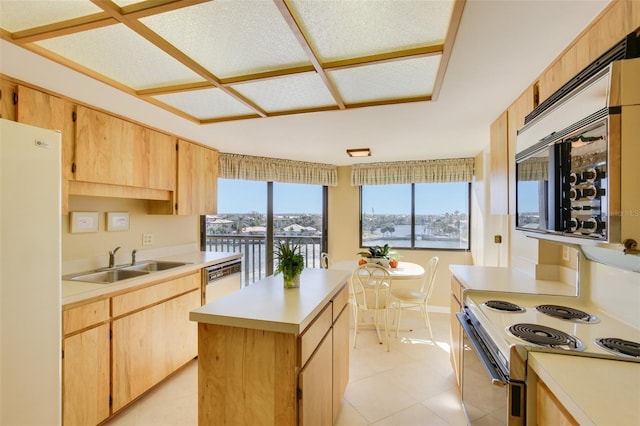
<box><xmin>358</xmin><ymin>182</ymin><xmax>471</xmax><ymax>251</ymax></box>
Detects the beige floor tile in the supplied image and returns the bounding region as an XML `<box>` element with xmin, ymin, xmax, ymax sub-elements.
<box><xmin>371</xmin><ymin>403</ymin><xmax>449</xmax><ymax>426</ymax></box>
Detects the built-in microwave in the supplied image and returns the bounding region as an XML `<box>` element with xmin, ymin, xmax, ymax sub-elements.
<box><xmin>516</xmin><ymin>110</ymin><xmax>611</xmax><ymax>241</ymax></box>
<box><xmin>515</xmin><ymin>55</ymin><xmax>640</xmax><ymax>250</ymax></box>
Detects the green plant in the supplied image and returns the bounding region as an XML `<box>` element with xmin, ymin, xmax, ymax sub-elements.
<box><xmin>357</xmin><ymin>244</ymin><xmax>390</xmax><ymax>259</ymax></box>
<box><xmin>275</xmin><ymin>240</ymin><xmax>304</xmax><ymax>287</ymax></box>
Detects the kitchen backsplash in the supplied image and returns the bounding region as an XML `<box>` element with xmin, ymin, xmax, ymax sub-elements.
<box><xmin>62</xmin><ymin>195</ymin><xmax>198</xmax><ymax>272</ymax></box>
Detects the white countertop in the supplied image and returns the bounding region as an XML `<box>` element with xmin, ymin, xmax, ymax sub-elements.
<box><xmin>449</xmin><ymin>265</ymin><xmax>577</xmax><ymax>296</ymax></box>
<box><xmin>62</xmin><ymin>251</ymin><xmax>241</xmax><ymax>307</ymax></box>
<box><xmin>190</xmin><ymin>268</ymin><xmax>350</xmax><ymax>336</ymax></box>
<box><xmin>529</xmin><ymin>352</ymin><xmax>640</xmax><ymax>425</ymax></box>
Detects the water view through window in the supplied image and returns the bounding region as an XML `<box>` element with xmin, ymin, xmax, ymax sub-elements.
<box><xmin>204</xmin><ymin>179</ymin><xmax>324</xmax><ymax>284</ymax></box>
<box><xmin>361</xmin><ymin>182</ymin><xmax>470</xmax><ymax>250</ymax></box>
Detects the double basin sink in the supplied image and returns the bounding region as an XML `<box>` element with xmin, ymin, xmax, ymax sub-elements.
<box><xmin>64</xmin><ymin>260</ymin><xmax>190</xmax><ymax>284</ymax></box>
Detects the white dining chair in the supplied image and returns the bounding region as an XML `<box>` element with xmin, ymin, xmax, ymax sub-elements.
<box><xmin>350</xmin><ymin>263</ymin><xmax>393</xmax><ymax>351</ymax></box>
<box><xmin>390</xmin><ymin>256</ymin><xmax>439</xmax><ymax>340</ymax></box>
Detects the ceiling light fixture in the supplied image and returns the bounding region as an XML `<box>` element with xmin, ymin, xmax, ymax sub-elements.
<box><xmin>347</xmin><ymin>148</ymin><xmax>371</xmax><ymax>157</ymax></box>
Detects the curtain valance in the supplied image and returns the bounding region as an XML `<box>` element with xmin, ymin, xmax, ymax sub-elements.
<box><xmin>351</xmin><ymin>158</ymin><xmax>474</xmax><ymax>185</ymax></box>
<box><xmin>219</xmin><ymin>153</ymin><xmax>338</xmax><ymax>186</ymax></box>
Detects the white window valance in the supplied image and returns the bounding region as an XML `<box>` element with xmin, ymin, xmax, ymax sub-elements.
<box><xmin>219</xmin><ymin>153</ymin><xmax>338</xmax><ymax>186</ymax></box>
<box><xmin>351</xmin><ymin>158</ymin><xmax>474</xmax><ymax>185</ymax></box>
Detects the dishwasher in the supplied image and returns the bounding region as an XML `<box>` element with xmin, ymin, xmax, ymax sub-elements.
<box><xmin>203</xmin><ymin>259</ymin><xmax>242</xmax><ymax>304</ymax></box>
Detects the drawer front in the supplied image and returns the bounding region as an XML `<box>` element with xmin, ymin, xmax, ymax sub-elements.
<box><xmin>299</xmin><ymin>304</ymin><xmax>332</xmax><ymax>368</ymax></box>
<box><xmin>63</xmin><ymin>299</ymin><xmax>110</xmax><ymax>336</ymax></box>
<box><xmin>332</xmin><ymin>284</ymin><xmax>349</xmax><ymax>322</ymax></box>
<box><xmin>112</xmin><ymin>272</ymin><xmax>200</xmax><ymax>316</ymax></box>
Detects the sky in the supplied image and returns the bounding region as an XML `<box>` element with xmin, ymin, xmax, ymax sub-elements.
<box><xmin>217</xmin><ymin>179</ymin><xmax>470</xmax><ymax>215</ymax></box>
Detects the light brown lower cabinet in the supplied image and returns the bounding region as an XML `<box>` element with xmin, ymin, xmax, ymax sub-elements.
<box><xmin>112</xmin><ymin>289</ymin><xmax>200</xmax><ymax>411</ymax></box>
<box><xmin>62</xmin><ymin>272</ymin><xmax>202</xmax><ymax>425</ymax></box>
<box><xmin>62</xmin><ymin>323</ymin><xmax>110</xmax><ymax>426</ymax></box>
<box><xmin>299</xmin><ymin>331</ymin><xmax>333</xmax><ymax>426</ymax></box>
<box><xmin>536</xmin><ymin>380</ymin><xmax>579</xmax><ymax>426</ymax></box>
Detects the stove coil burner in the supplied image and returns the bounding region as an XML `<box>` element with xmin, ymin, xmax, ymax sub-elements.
<box><xmin>483</xmin><ymin>300</ymin><xmax>525</xmax><ymax>312</ymax></box>
<box><xmin>595</xmin><ymin>338</ymin><xmax>640</xmax><ymax>359</ymax></box>
<box><xmin>508</xmin><ymin>323</ymin><xmax>584</xmax><ymax>351</ymax></box>
<box><xmin>535</xmin><ymin>304</ymin><xmax>598</xmax><ymax>323</ymax></box>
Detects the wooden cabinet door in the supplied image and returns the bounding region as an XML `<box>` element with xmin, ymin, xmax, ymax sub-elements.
<box><xmin>143</xmin><ymin>127</ymin><xmax>176</xmax><ymax>191</ymax></box>
<box><xmin>111</xmin><ymin>289</ymin><xmax>200</xmax><ymax>412</ymax></box>
<box><xmin>62</xmin><ymin>324</ymin><xmax>110</xmax><ymax>426</ymax></box>
<box><xmin>0</xmin><ymin>79</ymin><xmax>16</xmax><ymax>120</ymax></box>
<box><xmin>75</xmin><ymin>106</ymin><xmax>135</xmax><ymax>186</ymax></box>
<box><xmin>490</xmin><ymin>111</ymin><xmax>509</xmax><ymax>215</ymax></box>
<box><xmin>537</xmin><ymin>380</ymin><xmax>578</xmax><ymax>426</ymax></box>
<box><xmin>75</xmin><ymin>106</ymin><xmax>176</xmax><ymax>190</ymax></box>
<box><xmin>299</xmin><ymin>331</ymin><xmax>333</xmax><ymax>426</ymax></box>
<box><xmin>176</xmin><ymin>139</ymin><xmax>218</xmax><ymax>215</ymax></box>
<box><xmin>332</xmin><ymin>306</ymin><xmax>349</xmax><ymax>422</ymax></box>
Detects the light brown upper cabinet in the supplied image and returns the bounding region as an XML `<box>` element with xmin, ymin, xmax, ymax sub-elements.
<box><xmin>0</xmin><ymin>80</ymin><xmax>16</xmax><ymax>121</ymax></box>
<box><xmin>175</xmin><ymin>139</ymin><xmax>218</xmax><ymax>215</ymax></box>
<box><xmin>74</xmin><ymin>106</ymin><xmax>176</xmax><ymax>191</ymax></box>
<box><xmin>490</xmin><ymin>111</ymin><xmax>509</xmax><ymax>215</ymax></box>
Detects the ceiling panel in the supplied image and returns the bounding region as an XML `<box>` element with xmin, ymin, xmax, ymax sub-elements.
<box><xmin>35</xmin><ymin>23</ymin><xmax>205</xmax><ymax>90</ymax></box>
<box><xmin>140</xmin><ymin>1</ymin><xmax>311</xmax><ymax>79</ymax></box>
<box><xmin>152</xmin><ymin>88</ymin><xmax>256</xmax><ymax>120</ymax></box>
<box><xmin>0</xmin><ymin>0</ymin><xmax>103</xmax><ymax>32</ymax></box>
<box><xmin>287</xmin><ymin>0</ymin><xmax>454</xmax><ymax>62</ymax></box>
<box><xmin>231</xmin><ymin>72</ymin><xmax>337</xmax><ymax>113</ymax></box>
<box><xmin>329</xmin><ymin>55</ymin><xmax>441</xmax><ymax>104</ymax></box>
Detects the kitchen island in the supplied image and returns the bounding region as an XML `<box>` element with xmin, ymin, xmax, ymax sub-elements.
<box><xmin>190</xmin><ymin>268</ymin><xmax>351</xmax><ymax>426</ymax></box>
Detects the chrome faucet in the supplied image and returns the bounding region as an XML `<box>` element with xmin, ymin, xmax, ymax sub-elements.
<box><xmin>131</xmin><ymin>249</ymin><xmax>137</xmax><ymax>266</ymax></box>
<box><xmin>108</xmin><ymin>246</ymin><xmax>121</xmax><ymax>268</ymax></box>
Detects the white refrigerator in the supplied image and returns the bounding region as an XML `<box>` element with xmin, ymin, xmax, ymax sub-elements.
<box><xmin>0</xmin><ymin>119</ymin><xmax>61</xmax><ymax>425</ymax></box>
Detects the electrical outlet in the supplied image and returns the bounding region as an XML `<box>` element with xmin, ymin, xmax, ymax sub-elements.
<box><xmin>142</xmin><ymin>233</ymin><xmax>154</xmax><ymax>246</ymax></box>
<box><xmin>562</xmin><ymin>245</ymin><xmax>569</xmax><ymax>261</ymax></box>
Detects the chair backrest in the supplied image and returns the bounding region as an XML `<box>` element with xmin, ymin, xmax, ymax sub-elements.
<box><xmin>320</xmin><ymin>252</ymin><xmax>331</xmax><ymax>269</ymax></box>
<box><xmin>421</xmin><ymin>256</ymin><xmax>439</xmax><ymax>300</ymax></box>
<box><xmin>350</xmin><ymin>264</ymin><xmax>392</xmax><ymax>310</ymax></box>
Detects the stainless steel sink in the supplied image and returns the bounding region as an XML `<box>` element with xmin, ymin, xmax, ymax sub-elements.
<box><xmin>66</xmin><ymin>268</ymin><xmax>149</xmax><ymax>284</ymax></box>
<box><xmin>64</xmin><ymin>260</ymin><xmax>190</xmax><ymax>284</ymax></box>
<box><xmin>122</xmin><ymin>261</ymin><xmax>189</xmax><ymax>272</ymax></box>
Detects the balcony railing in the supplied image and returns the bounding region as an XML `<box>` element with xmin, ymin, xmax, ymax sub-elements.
<box><xmin>204</xmin><ymin>234</ymin><xmax>323</xmax><ymax>285</ymax></box>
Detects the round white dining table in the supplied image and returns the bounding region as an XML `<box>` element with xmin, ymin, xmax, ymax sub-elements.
<box><xmin>331</xmin><ymin>260</ymin><xmax>425</xmax><ymax>280</ymax></box>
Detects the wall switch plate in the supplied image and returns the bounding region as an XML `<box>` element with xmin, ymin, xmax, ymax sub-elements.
<box><xmin>142</xmin><ymin>233</ymin><xmax>153</xmax><ymax>246</ymax></box>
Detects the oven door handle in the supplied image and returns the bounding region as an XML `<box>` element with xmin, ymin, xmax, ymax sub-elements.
<box><xmin>456</xmin><ymin>313</ymin><xmax>507</xmax><ymax>387</ymax></box>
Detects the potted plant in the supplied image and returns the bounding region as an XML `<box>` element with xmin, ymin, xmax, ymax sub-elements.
<box><xmin>357</xmin><ymin>244</ymin><xmax>391</xmax><ymax>267</ymax></box>
<box><xmin>275</xmin><ymin>240</ymin><xmax>305</xmax><ymax>289</ymax></box>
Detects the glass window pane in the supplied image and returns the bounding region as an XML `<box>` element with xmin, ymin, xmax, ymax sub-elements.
<box><xmin>361</xmin><ymin>184</ymin><xmax>411</xmax><ymax>248</ymax></box>
<box><xmin>415</xmin><ymin>182</ymin><xmax>469</xmax><ymax>249</ymax></box>
<box><xmin>205</xmin><ymin>179</ymin><xmax>267</xmax><ymax>284</ymax></box>
<box><xmin>274</xmin><ymin>182</ymin><xmax>323</xmax><ymax>268</ymax></box>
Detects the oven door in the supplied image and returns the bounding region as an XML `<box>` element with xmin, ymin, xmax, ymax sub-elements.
<box><xmin>457</xmin><ymin>313</ymin><xmax>525</xmax><ymax>425</ymax></box>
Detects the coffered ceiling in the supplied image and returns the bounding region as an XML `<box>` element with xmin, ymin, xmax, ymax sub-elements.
<box><xmin>0</xmin><ymin>1</ymin><xmax>611</xmax><ymax>165</ymax></box>
<box><xmin>0</xmin><ymin>0</ymin><xmax>463</xmax><ymax>124</ymax></box>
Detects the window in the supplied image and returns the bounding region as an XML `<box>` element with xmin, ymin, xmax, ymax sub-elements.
<box><xmin>203</xmin><ymin>179</ymin><xmax>326</xmax><ymax>284</ymax></box>
<box><xmin>360</xmin><ymin>182</ymin><xmax>470</xmax><ymax>250</ymax></box>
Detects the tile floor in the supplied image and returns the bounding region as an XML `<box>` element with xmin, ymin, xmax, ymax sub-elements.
<box><xmin>105</xmin><ymin>311</ymin><xmax>467</xmax><ymax>426</ymax></box>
